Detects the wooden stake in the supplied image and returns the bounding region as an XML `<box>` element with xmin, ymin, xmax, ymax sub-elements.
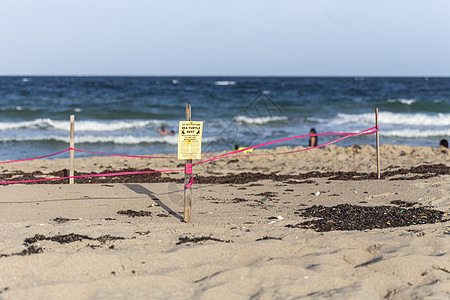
<box><xmin>69</xmin><ymin>115</ymin><xmax>75</xmax><ymax>184</ymax></box>
<box><xmin>375</xmin><ymin>108</ymin><xmax>380</xmax><ymax>179</ymax></box>
<box><xmin>184</xmin><ymin>104</ymin><xmax>192</xmax><ymax>222</ymax></box>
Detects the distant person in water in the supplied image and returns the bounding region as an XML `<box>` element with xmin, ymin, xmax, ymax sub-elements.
<box><xmin>158</xmin><ymin>126</ymin><xmax>170</xmax><ymax>136</ymax></box>
<box><xmin>169</xmin><ymin>130</ymin><xmax>175</xmax><ymax>136</ymax></box>
<box><xmin>309</xmin><ymin>128</ymin><xmax>318</xmax><ymax>147</ymax></box>
<box><xmin>439</xmin><ymin>139</ymin><xmax>448</xmax><ymax>148</ymax></box>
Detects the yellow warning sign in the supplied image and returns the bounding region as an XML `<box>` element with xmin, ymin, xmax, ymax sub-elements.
<box><xmin>178</xmin><ymin>121</ymin><xmax>203</xmax><ymax>160</ymax></box>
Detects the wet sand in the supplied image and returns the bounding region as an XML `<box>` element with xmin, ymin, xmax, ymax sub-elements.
<box><xmin>0</xmin><ymin>145</ymin><xmax>449</xmax><ymax>299</ymax></box>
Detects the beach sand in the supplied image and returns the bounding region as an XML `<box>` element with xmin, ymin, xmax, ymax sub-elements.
<box><xmin>0</xmin><ymin>145</ymin><xmax>449</xmax><ymax>299</ymax></box>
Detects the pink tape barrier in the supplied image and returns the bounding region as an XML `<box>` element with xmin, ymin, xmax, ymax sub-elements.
<box><xmin>195</xmin><ymin>126</ymin><xmax>378</xmax><ymax>165</ymax></box>
<box><xmin>0</xmin><ymin>126</ymin><xmax>378</xmax><ymax>185</ymax></box>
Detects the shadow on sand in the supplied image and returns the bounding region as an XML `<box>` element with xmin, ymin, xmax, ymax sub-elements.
<box><xmin>124</xmin><ymin>183</ymin><xmax>183</xmax><ymax>221</ymax></box>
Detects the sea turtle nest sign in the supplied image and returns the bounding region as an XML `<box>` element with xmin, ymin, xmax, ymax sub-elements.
<box><xmin>178</xmin><ymin>121</ymin><xmax>204</xmax><ymax>160</ymax></box>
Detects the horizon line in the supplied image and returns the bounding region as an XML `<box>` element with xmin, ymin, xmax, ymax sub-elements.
<box><xmin>1</xmin><ymin>74</ymin><xmax>449</xmax><ymax>78</ymax></box>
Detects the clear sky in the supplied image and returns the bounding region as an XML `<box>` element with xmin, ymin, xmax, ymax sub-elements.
<box><xmin>1</xmin><ymin>0</ymin><xmax>449</xmax><ymax>76</ymax></box>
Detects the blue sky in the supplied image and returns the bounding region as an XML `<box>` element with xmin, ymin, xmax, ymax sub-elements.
<box><xmin>1</xmin><ymin>0</ymin><xmax>449</xmax><ymax>76</ymax></box>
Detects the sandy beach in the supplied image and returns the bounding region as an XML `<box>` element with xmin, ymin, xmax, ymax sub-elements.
<box><xmin>0</xmin><ymin>144</ymin><xmax>449</xmax><ymax>299</ymax></box>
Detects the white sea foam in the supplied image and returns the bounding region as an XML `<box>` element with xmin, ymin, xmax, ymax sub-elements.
<box><xmin>0</xmin><ymin>119</ymin><xmax>46</xmax><ymax>130</ymax></box>
<box><xmin>76</xmin><ymin>135</ymin><xmax>179</xmax><ymax>144</ymax></box>
<box><xmin>0</xmin><ymin>119</ymin><xmax>162</xmax><ymax>132</ymax></box>
<box><xmin>382</xmin><ymin>128</ymin><xmax>450</xmax><ymax>138</ymax></box>
<box><xmin>387</xmin><ymin>98</ymin><xmax>416</xmax><ymax>105</ymax></box>
<box><xmin>322</xmin><ymin>112</ymin><xmax>450</xmax><ymax>127</ymax></box>
<box><xmin>0</xmin><ymin>106</ymin><xmax>36</xmax><ymax>112</ymax></box>
<box><xmin>54</xmin><ymin>120</ymin><xmax>160</xmax><ymax>132</ymax></box>
<box><xmin>0</xmin><ymin>136</ymin><xmax>68</xmax><ymax>143</ymax></box>
<box><xmin>214</xmin><ymin>81</ymin><xmax>236</xmax><ymax>86</ymax></box>
<box><xmin>378</xmin><ymin>112</ymin><xmax>450</xmax><ymax>126</ymax></box>
<box><xmin>0</xmin><ymin>135</ymin><xmax>179</xmax><ymax>145</ymax></box>
<box><xmin>234</xmin><ymin>115</ymin><xmax>288</xmax><ymax>125</ymax></box>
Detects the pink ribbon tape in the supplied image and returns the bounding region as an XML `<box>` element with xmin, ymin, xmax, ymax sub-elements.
<box><xmin>0</xmin><ymin>126</ymin><xmax>377</xmax><ymax>185</ymax></box>
<box><xmin>185</xmin><ymin>176</ymin><xmax>194</xmax><ymax>188</ymax></box>
<box><xmin>195</xmin><ymin>126</ymin><xmax>378</xmax><ymax>165</ymax></box>
<box><xmin>185</xmin><ymin>164</ymin><xmax>193</xmax><ymax>174</ymax></box>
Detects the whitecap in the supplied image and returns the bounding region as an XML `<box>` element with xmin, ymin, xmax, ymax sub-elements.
<box><xmin>234</xmin><ymin>115</ymin><xmax>288</xmax><ymax>125</ymax></box>
<box><xmin>214</xmin><ymin>81</ymin><xmax>236</xmax><ymax>86</ymax></box>
<box><xmin>0</xmin><ymin>119</ymin><xmax>51</xmax><ymax>131</ymax></box>
<box><xmin>59</xmin><ymin>120</ymin><xmax>160</xmax><ymax>132</ymax></box>
<box><xmin>0</xmin><ymin>119</ymin><xmax>163</xmax><ymax>132</ymax></box>
<box><xmin>0</xmin><ymin>135</ymin><xmax>180</xmax><ymax>145</ymax></box>
<box><xmin>0</xmin><ymin>136</ymin><xmax>68</xmax><ymax>143</ymax></box>
<box><xmin>382</xmin><ymin>128</ymin><xmax>450</xmax><ymax>138</ymax></box>
<box><xmin>321</xmin><ymin>112</ymin><xmax>450</xmax><ymax>127</ymax></box>
<box><xmin>387</xmin><ymin>98</ymin><xmax>416</xmax><ymax>105</ymax></box>
<box><xmin>75</xmin><ymin>135</ymin><xmax>179</xmax><ymax>144</ymax></box>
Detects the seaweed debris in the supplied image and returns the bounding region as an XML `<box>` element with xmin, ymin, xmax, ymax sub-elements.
<box><xmin>117</xmin><ymin>210</ymin><xmax>152</xmax><ymax>217</ymax></box>
<box><xmin>176</xmin><ymin>236</ymin><xmax>232</xmax><ymax>245</ymax></box>
<box><xmin>24</xmin><ymin>233</ymin><xmax>125</xmax><ymax>245</ymax></box>
<box><xmin>1</xmin><ymin>164</ymin><xmax>448</xmax><ymax>185</ymax></box>
<box><xmin>287</xmin><ymin>204</ymin><xmax>448</xmax><ymax>232</ymax></box>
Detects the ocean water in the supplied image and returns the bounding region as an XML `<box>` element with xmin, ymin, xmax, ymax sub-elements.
<box><xmin>0</xmin><ymin>76</ymin><xmax>449</xmax><ymax>161</ymax></box>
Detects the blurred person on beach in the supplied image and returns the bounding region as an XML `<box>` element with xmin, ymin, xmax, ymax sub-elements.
<box><xmin>439</xmin><ymin>139</ymin><xmax>448</xmax><ymax>148</ymax></box>
<box><xmin>309</xmin><ymin>128</ymin><xmax>318</xmax><ymax>147</ymax></box>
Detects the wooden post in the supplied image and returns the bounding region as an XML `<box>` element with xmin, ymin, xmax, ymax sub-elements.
<box><xmin>69</xmin><ymin>115</ymin><xmax>75</xmax><ymax>184</ymax></box>
<box><xmin>375</xmin><ymin>108</ymin><xmax>380</xmax><ymax>179</ymax></box>
<box><xmin>184</xmin><ymin>104</ymin><xmax>192</xmax><ymax>222</ymax></box>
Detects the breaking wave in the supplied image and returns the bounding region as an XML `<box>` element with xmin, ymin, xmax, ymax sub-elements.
<box><xmin>315</xmin><ymin>112</ymin><xmax>450</xmax><ymax>127</ymax></box>
<box><xmin>0</xmin><ymin>119</ymin><xmax>163</xmax><ymax>132</ymax></box>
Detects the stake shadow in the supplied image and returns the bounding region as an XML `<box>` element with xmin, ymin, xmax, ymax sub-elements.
<box><xmin>124</xmin><ymin>183</ymin><xmax>183</xmax><ymax>221</ymax></box>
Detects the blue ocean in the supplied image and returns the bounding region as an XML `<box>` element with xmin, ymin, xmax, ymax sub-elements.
<box><xmin>0</xmin><ymin>76</ymin><xmax>449</xmax><ymax>161</ymax></box>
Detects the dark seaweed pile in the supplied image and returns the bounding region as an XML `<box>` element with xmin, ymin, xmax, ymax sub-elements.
<box><xmin>53</xmin><ymin>217</ymin><xmax>78</xmax><ymax>223</ymax></box>
<box><xmin>1</xmin><ymin>164</ymin><xmax>448</xmax><ymax>185</ymax></box>
<box><xmin>0</xmin><ymin>245</ymin><xmax>43</xmax><ymax>258</ymax></box>
<box><xmin>176</xmin><ymin>236</ymin><xmax>232</xmax><ymax>245</ymax></box>
<box><xmin>287</xmin><ymin>203</ymin><xmax>448</xmax><ymax>232</ymax></box>
<box><xmin>23</xmin><ymin>233</ymin><xmax>125</xmax><ymax>245</ymax></box>
<box><xmin>1</xmin><ymin>233</ymin><xmax>125</xmax><ymax>258</ymax></box>
<box><xmin>256</xmin><ymin>236</ymin><xmax>282</xmax><ymax>241</ymax></box>
<box><xmin>117</xmin><ymin>210</ymin><xmax>152</xmax><ymax>217</ymax></box>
